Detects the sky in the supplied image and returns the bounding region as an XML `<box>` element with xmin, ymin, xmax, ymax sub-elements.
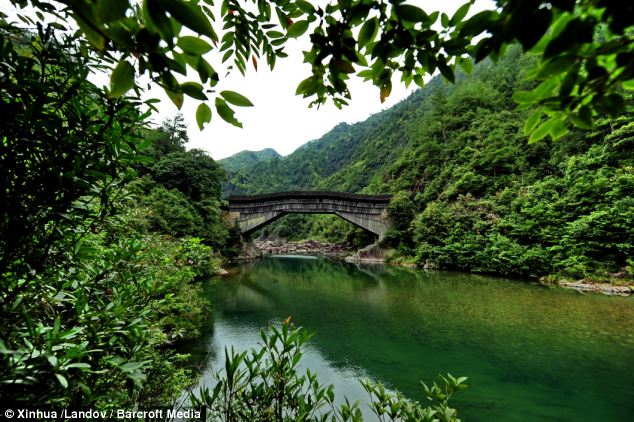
<box><xmin>1</xmin><ymin>0</ymin><xmax>494</xmax><ymax>160</ymax></box>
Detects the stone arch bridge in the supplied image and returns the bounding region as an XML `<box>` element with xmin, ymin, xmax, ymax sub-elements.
<box><xmin>223</xmin><ymin>191</ymin><xmax>392</xmax><ymax>239</ymax></box>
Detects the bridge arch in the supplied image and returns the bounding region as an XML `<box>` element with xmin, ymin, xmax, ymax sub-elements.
<box><xmin>223</xmin><ymin>191</ymin><xmax>392</xmax><ymax>240</ymax></box>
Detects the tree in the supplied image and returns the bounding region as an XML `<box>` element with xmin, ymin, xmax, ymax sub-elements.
<box><xmin>159</xmin><ymin>113</ymin><xmax>189</xmax><ymax>150</ymax></box>
<box><xmin>144</xmin><ymin>114</ymin><xmax>189</xmax><ymax>160</ymax></box>
<box><xmin>5</xmin><ymin>0</ymin><xmax>632</xmax><ymax>139</ymax></box>
<box><xmin>0</xmin><ymin>24</ymin><xmax>145</xmax><ymax>287</ymax></box>
<box><xmin>151</xmin><ymin>149</ymin><xmax>226</xmax><ymax>201</ymax></box>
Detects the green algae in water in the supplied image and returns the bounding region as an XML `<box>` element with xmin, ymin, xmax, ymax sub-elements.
<box><xmin>181</xmin><ymin>257</ymin><xmax>634</xmax><ymax>421</ymax></box>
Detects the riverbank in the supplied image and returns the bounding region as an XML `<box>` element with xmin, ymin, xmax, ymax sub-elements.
<box><xmin>551</xmin><ymin>279</ymin><xmax>633</xmax><ymax>296</ymax></box>
<box><xmin>255</xmin><ymin>239</ymin><xmax>354</xmax><ymax>259</ymax></box>
<box><xmin>232</xmin><ymin>239</ymin><xmax>633</xmax><ymax>296</ymax></box>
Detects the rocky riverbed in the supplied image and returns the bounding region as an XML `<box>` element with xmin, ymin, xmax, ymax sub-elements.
<box><xmin>254</xmin><ymin>239</ymin><xmax>354</xmax><ymax>259</ymax></box>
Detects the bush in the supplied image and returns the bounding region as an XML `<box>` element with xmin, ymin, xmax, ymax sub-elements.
<box><xmin>0</xmin><ymin>205</ymin><xmax>214</xmax><ymax>408</ymax></box>
<box><xmin>190</xmin><ymin>323</ymin><xmax>467</xmax><ymax>421</ymax></box>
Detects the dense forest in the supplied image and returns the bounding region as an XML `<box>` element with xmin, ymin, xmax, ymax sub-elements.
<box><xmin>0</xmin><ymin>28</ymin><xmax>235</xmax><ymax>406</ymax></box>
<box><xmin>223</xmin><ymin>46</ymin><xmax>634</xmax><ymax>282</ymax></box>
<box><xmin>2</xmin><ymin>0</ymin><xmax>632</xmax><ymax>417</ymax></box>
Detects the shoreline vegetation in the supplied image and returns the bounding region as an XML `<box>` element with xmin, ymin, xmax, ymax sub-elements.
<box><xmin>2</xmin><ymin>0</ymin><xmax>632</xmax><ymax>417</ymax></box>
<box><xmin>227</xmin><ymin>238</ymin><xmax>634</xmax><ymax>296</ymax></box>
<box><xmin>223</xmin><ymin>47</ymin><xmax>633</xmax><ymax>289</ymax></box>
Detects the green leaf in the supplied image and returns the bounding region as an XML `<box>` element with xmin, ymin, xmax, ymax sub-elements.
<box><xmin>458</xmin><ymin>57</ymin><xmax>473</xmax><ymax>75</ymax></box>
<box><xmin>72</xmin><ymin>13</ymin><xmax>105</xmax><ymax>49</ymax></box>
<box><xmin>524</xmin><ymin>110</ymin><xmax>542</xmax><ymax>134</ymax></box>
<box><xmin>65</xmin><ymin>362</ymin><xmax>91</xmax><ymax>370</ymax></box>
<box><xmin>181</xmin><ymin>82</ymin><xmax>208</xmax><ymax>100</ymax></box>
<box><xmin>549</xmin><ymin>119</ymin><xmax>568</xmax><ymax>140</ymax></box>
<box><xmin>399</xmin><ymin>5</ymin><xmax>428</xmax><ymax>23</ymax></box>
<box><xmin>97</xmin><ymin>0</ymin><xmax>128</xmax><ymax>22</ymax></box>
<box><xmin>296</xmin><ymin>0</ymin><xmax>315</xmax><ymax>14</ymax></box>
<box><xmin>532</xmin><ymin>78</ymin><xmax>558</xmax><ymax>99</ymax></box>
<box><xmin>215</xmin><ymin>98</ymin><xmax>243</xmax><ymax>128</ymax></box>
<box><xmin>358</xmin><ymin>17</ymin><xmax>378</xmax><ymax>49</ymax></box>
<box><xmin>120</xmin><ymin>361</ymin><xmax>145</xmax><ymax>372</ymax></box>
<box><xmin>55</xmin><ymin>373</ymin><xmax>68</xmax><ymax>389</ymax></box>
<box><xmin>109</xmin><ymin>60</ymin><xmax>135</xmax><ymax>98</ymax></box>
<box><xmin>414</xmin><ymin>74</ymin><xmax>424</xmax><ymax>88</ymax></box>
<box><xmin>144</xmin><ymin>0</ymin><xmax>174</xmax><ymax>41</ymax></box>
<box><xmin>623</xmin><ymin>80</ymin><xmax>634</xmax><ymax>91</ymax></box>
<box><xmin>512</xmin><ymin>90</ymin><xmax>534</xmax><ymax>105</ymax></box>
<box><xmin>220</xmin><ymin>90</ymin><xmax>254</xmax><ymax>107</ymax></box>
<box><xmin>529</xmin><ymin>118</ymin><xmax>553</xmax><ymax>143</ymax></box>
<box><xmin>267</xmin><ymin>30</ymin><xmax>285</xmax><ymax>39</ymax></box>
<box><xmin>165</xmin><ymin>89</ymin><xmax>184</xmax><ymax>109</ymax></box>
<box><xmin>287</xmin><ymin>20</ymin><xmax>309</xmax><ymax>38</ymax></box>
<box><xmin>196</xmin><ymin>103</ymin><xmax>212</xmax><ymax>130</ymax></box>
<box><xmin>450</xmin><ymin>2</ymin><xmax>471</xmax><ymax>26</ymax></box>
<box><xmin>459</xmin><ymin>10</ymin><xmax>496</xmax><ymax>36</ymax></box>
<box><xmin>163</xmin><ymin>0</ymin><xmax>217</xmax><ymax>41</ymax></box>
<box><xmin>437</xmin><ymin>60</ymin><xmax>454</xmax><ymax>83</ymax></box>
<box><xmin>529</xmin><ymin>117</ymin><xmax>567</xmax><ymax>143</ymax></box>
<box><xmin>177</xmin><ymin>36</ymin><xmax>212</xmax><ymax>54</ymax></box>
<box><xmin>296</xmin><ymin>77</ymin><xmax>319</xmax><ymax>95</ymax></box>
<box><xmin>441</xmin><ymin>13</ymin><xmax>449</xmax><ymax>28</ymax></box>
<box><xmin>571</xmin><ymin>105</ymin><xmax>593</xmax><ymax>129</ymax></box>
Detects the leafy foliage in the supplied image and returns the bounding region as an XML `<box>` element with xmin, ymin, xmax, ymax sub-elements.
<box><xmin>0</xmin><ymin>202</ymin><xmax>216</xmax><ymax>407</ymax></box>
<box><xmin>191</xmin><ymin>323</ymin><xmax>467</xmax><ymax>421</ymax></box>
<box><xmin>0</xmin><ymin>25</ymin><xmax>146</xmax><ymax>287</ymax></box>
<box><xmin>7</xmin><ymin>0</ymin><xmax>632</xmax><ymax>135</ymax></box>
<box><xmin>0</xmin><ymin>22</ymin><xmax>222</xmax><ymax>410</ymax></box>
<box><xmin>222</xmin><ymin>47</ymin><xmax>633</xmax><ymax>281</ymax></box>
<box><xmin>152</xmin><ymin>149</ymin><xmax>225</xmax><ymax>201</ymax></box>
<box><xmin>133</xmin><ymin>144</ymin><xmax>231</xmax><ymax>247</ymax></box>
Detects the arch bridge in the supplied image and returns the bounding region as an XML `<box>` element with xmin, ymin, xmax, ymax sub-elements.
<box><xmin>223</xmin><ymin>191</ymin><xmax>392</xmax><ymax>239</ymax></box>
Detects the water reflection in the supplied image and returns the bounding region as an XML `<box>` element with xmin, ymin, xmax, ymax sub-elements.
<box><xmin>181</xmin><ymin>257</ymin><xmax>634</xmax><ymax>421</ymax></box>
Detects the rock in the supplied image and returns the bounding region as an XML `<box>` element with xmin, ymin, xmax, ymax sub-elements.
<box><xmin>557</xmin><ymin>279</ymin><xmax>633</xmax><ymax>296</ymax></box>
<box><xmin>216</xmin><ymin>267</ymin><xmax>229</xmax><ymax>276</ymax></box>
<box><xmin>252</xmin><ymin>238</ymin><xmax>355</xmax><ymax>259</ymax></box>
<box><xmin>346</xmin><ymin>242</ymin><xmax>387</xmax><ymax>263</ymax></box>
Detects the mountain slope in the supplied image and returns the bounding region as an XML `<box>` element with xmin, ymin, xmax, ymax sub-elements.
<box><xmin>223</xmin><ymin>45</ymin><xmax>633</xmax><ymax>281</ymax></box>
<box><xmin>222</xmin><ymin>75</ymin><xmax>445</xmax><ymax>195</ymax></box>
<box><xmin>219</xmin><ymin>148</ymin><xmax>280</xmax><ymax>173</ymax></box>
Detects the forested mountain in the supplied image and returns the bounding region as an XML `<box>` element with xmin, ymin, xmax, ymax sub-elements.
<box><xmin>225</xmin><ymin>46</ymin><xmax>634</xmax><ymax>281</ymax></box>
<box><xmin>219</xmin><ymin>148</ymin><xmax>281</xmax><ymax>173</ymax></box>
<box><xmin>222</xmin><ymin>75</ymin><xmax>445</xmax><ymax>195</ymax></box>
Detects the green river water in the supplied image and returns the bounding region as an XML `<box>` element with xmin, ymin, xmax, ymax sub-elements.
<box><xmin>181</xmin><ymin>256</ymin><xmax>634</xmax><ymax>421</ymax></box>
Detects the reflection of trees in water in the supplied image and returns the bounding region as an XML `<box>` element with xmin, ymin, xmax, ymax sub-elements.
<box><xmin>214</xmin><ymin>258</ymin><xmax>634</xmax><ymax>365</ymax></box>
<box><xmin>254</xmin><ymin>257</ymin><xmax>382</xmax><ymax>291</ymax></box>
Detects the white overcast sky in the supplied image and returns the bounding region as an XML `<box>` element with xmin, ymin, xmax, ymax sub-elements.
<box><xmin>1</xmin><ymin>0</ymin><xmax>494</xmax><ymax>160</ymax></box>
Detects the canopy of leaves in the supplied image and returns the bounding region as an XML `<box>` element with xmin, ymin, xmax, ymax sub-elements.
<box><xmin>5</xmin><ymin>0</ymin><xmax>632</xmax><ymax>136</ymax></box>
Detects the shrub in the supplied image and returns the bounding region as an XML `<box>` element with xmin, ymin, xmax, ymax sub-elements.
<box><xmin>190</xmin><ymin>323</ymin><xmax>467</xmax><ymax>421</ymax></box>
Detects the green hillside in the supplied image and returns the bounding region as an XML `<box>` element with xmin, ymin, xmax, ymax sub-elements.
<box><xmin>218</xmin><ymin>148</ymin><xmax>281</xmax><ymax>173</ymax></box>
<box><xmin>226</xmin><ymin>45</ymin><xmax>634</xmax><ymax>282</ymax></box>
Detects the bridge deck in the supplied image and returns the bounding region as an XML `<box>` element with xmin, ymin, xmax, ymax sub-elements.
<box><xmin>226</xmin><ymin>191</ymin><xmax>391</xmax><ymax>203</ymax></box>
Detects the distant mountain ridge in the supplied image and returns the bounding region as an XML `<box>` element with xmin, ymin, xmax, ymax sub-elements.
<box><xmin>218</xmin><ymin>148</ymin><xmax>280</xmax><ymax>173</ymax></box>
<box><xmin>221</xmin><ymin>75</ymin><xmax>444</xmax><ymax>196</ymax></box>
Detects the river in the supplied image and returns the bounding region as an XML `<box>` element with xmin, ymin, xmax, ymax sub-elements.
<box><xmin>180</xmin><ymin>256</ymin><xmax>634</xmax><ymax>421</ymax></box>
